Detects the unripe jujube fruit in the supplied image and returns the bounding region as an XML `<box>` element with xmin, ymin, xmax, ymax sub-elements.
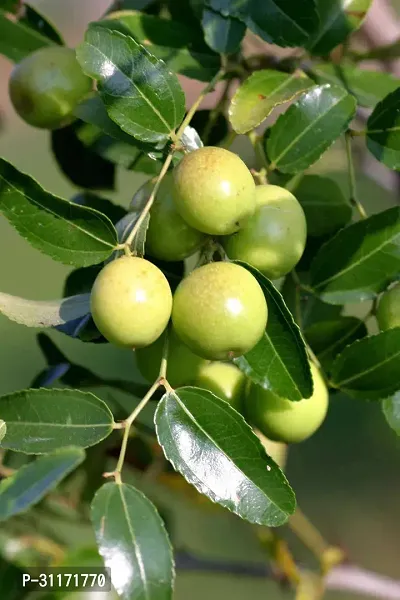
<box><xmin>136</xmin><ymin>328</ymin><xmax>207</xmax><ymax>388</ymax></box>
<box><xmin>9</xmin><ymin>47</ymin><xmax>92</xmax><ymax>129</ymax></box>
<box><xmin>130</xmin><ymin>175</ymin><xmax>207</xmax><ymax>261</ymax></box>
<box><xmin>172</xmin><ymin>146</ymin><xmax>256</xmax><ymax>235</ymax></box>
<box><xmin>194</xmin><ymin>362</ymin><xmax>246</xmax><ymax>412</ymax></box>
<box><xmin>245</xmin><ymin>363</ymin><xmax>328</xmax><ymax>443</ymax></box>
<box><xmin>172</xmin><ymin>262</ymin><xmax>268</xmax><ymax>360</ymax></box>
<box><xmin>91</xmin><ymin>256</ymin><xmax>172</xmax><ymax>348</ymax></box>
<box><xmin>224</xmin><ymin>185</ymin><xmax>307</xmax><ymax>280</ymax></box>
<box><xmin>377</xmin><ymin>283</ymin><xmax>400</xmax><ymax>331</ymax></box>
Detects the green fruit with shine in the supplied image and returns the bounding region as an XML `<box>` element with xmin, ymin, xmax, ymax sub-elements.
<box><xmin>194</xmin><ymin>362</ymin><xmax>246</xmax><ymax>411</ymax></box>
<box><xmin>245</xmin><ymin>363</ymin><xmax>328</xmax><ymax>443</ymax></box>
<box><xmin>172</xmin><ymin>262</ymin><xmax>268</xmax><ymax>360</ymax></box>
<box><xmin>91</xmin><ymin>256</ymin><xmax>172</xmax><ymax>348</ymax></box>
<box><xmin>377</xmin><ymin>283</ymin><xmax>400</xmax><ymax>331</ymax></box>
<box><xmin>224</xmin><ymin>185</ymin><xmax>307</xmax><ymax>280</ymax></box>
<box><xmin>172</xmin><ymin>146</ymin><xmax>256</xmax><ymax>235</ymax></box>
<box><xmin>9</xmin><ymin>47</ymin><xmax>92</xmax><ymax>129</ymax></box>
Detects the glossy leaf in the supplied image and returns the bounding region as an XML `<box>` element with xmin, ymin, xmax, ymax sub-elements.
<box><xmin>0</xmin><ymin>291</ymin><xmax>90</xmax><ymax>328</ymax></box>
<box><xmin>0</xmin><ymin>158</ymin><xmax>117</xmax><ymax>267</ymax></box>
<box><xmin>382</xmin><ymin>391</ymin><xmax>400</xmax><ymax>436</ymax></box>
<box><xmin>20</xmin><ymin>3</ymin><xmax>64</xmax><ymax>45</ymax></box>
<box><xmin>202</xmin><ymin>7</ymin><xmax>245</xmax><ymax>54</ymax></box>
<box><xmin>0</xmin><ymin>420</ymin><xmax>6</xmax><ymax>443</ymax></box>
<box><xmin>234</xmin><ymin>262</ymin><xmax>312</xmax><ymax>401</ymax></box>
<box><xmin>155</xmin><ymin>386</ymin><xmax>296</xmax><ymax>526</ymax></box>
<box><xmin>267</xmin><ymin>84</ymin><xmax>356</xmax><ymax>173</ymax></box>
<box><xmin>0</xmin><ymin>447</ymin><xmax>85</xmax><ymax>521</ymax></box>
<box><xmin>294</xmin><ymin>175</ymin><xmax>352</xmax><ymax>237</ymax></box>
<box><xmin>367</xmin><ymin>88</ymin><xmax>400</xmax><ymax>170</ymax></box>
<box><xmin>0</xmin><ymin>8</ymin><xmax>53</xmax><ymax>62</ymax></box>
<box><xmin>91</xmin><ymin>482</ymin><xmax>174</xmax><ymax>600</ymax></box>
<box><xmin>310</xmin><ymin>207</ymin><xmax>400</xmax><ymax>304</ymax></box>
<box><xmin>0</xmin><ymin>389</ymin><xmax>114</xmax><ymax>454</ymax></box>
<box><xmin>76</xmin><ymin>26</ymin><xmax>186</xmax><ymax>144</ymax></box>
<box><xmin>331</xmin><ymin>329</ymin><xmax>400</xmax><ymax>399</ymax></box>
<box><xmin>313</xmin><ymin>63</ymin><xmax>400</xmax><ymax>109</ymax></box>
<box><xmin>308</xmin><ymin>0</ymin><xmax>372</xmax><ymax>55</ymax></box>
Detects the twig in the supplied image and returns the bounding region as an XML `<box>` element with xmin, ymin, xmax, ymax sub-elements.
<box><xmin>345</xmin><ymin>132</ymin><xmax>367</xmax><ymax>220</ymax></box>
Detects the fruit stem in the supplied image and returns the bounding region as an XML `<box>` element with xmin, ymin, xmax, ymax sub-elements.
<box><xmin>159</xmin><ymin>328</ymin><xmax>170</xmax><ymax>380</ymax></box>
<box><xmin>345</xmin><ymin>131</ymin><xmax>367</xmax><ymax>220</ymax></box>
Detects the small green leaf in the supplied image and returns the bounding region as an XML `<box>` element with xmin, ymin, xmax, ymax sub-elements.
<box><xmin>331</xmin><ymin>329</ymin><xmax>400</xmax><ymax>399</ymax></box>
<box><xmin>382</xmin><ymin>391</ymin><xmax>400</xmax><ymax>436</ymax></box>
<box><xmin>202</xmin><ymin>8</ymin><xmax>246</xmax><ymax>54</ymax></box>
<box><xmin>313</xmin><ymin>63</ymin><xmax>400</xmax><ymax>109</ymax></box>
<box><xmin>367</xmin><ymin>88</ymin><xmax>400</xmax><ymax>170</ymax></box>
<box><xmin>91</xmin><ymin>482</ymin><xmax>174</xmax><ymax>600</ymax></box>
<box><xmin>0</xmin><ymin>8</ymin><xmax>53</xmax><ymax>62</ymax></box>
<box><xmin>310</xmin><ymin>207</ymin><xmax>400</xmax><ymax>304</ymax></box>
<box><xmin>0</xmin><ymin>389</ymin><xmax>114</xmax><ymax>454</ymax></box>
<box><xmin>294</xmin><ymin>175</ymin><xmax>352</xmax><ymax>237</ymax></box>
<box><xmin>0</xmin><ymin>447</ymin><xmax>85</xmax><ymax>521</ymax></box>
<box><xmin>308</xmin><ymin>0</ymin><xmax>373</xmax><ymax>55</ymax></box>
<box><xmin>0</xmin><ymin>292</ymin><xmax>90</xmax><ymax>328</ymax></box>
<box><xmin>229</xmin><ymin>69</ymin><xmax>313</xmax><ymax>134</ymax></box>
<box><xmin>0</xmin><ymin>420</ymin><xmax>6</xmax><ymax>443</ymax></box>
<box><xmin>234</xmin><ymin>262</ymin><xmax>312</xmax><ymax>401</ymax></box>
<box><xmin>305</xmin><ymin>317</ymin><xmax>367</xmax><ymax>370</ymax></box>
<box><xmin>155</xmin><ymin>387</ymin><xmax>296</xmax><ymax>526</ymax></box>
<box><xmin>20</xmin><ymin>3</ymin><xmax>64</xmax><ymax>45</ymax></box>
<box><xmin>0</xmin><ymin>158</ymin><xmax>117</xmax><ymax>267</ymax></box>
<box><xmin>76</xmin><ymin>26</ymin><xmax>185</xmax><ymax>144</ymax></box>
<box><xmin>267</xmin><ymin>84</ymin><xmax>356</xmax><ymax>173</ymax></box>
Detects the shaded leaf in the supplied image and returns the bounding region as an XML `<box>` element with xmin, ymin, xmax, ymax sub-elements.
<box><xmin>91</xmin><ymin>482</ymin><xmax>174</xmax><ymax>600</ymax></box>
<box><xmin>310</xmin><ymin>207</ymin><xmax>400</xmax><ymax>304</ymax></box>
<box><xmin>0</xmin><ymin>447</ymin><xmax>85</xmax><ymax>521</ymax></box>
<box><xmin>331</xmin><ymin>329</ymin><xmax>400</xmax><ymax>399</ymax></box>
<box><xmin>0</xmin><ymin>388</ymin><xmax>114</xmax><ymax>454</ymax></box>
<box><xmin>0</xmin><ymin>556</ymin><xmax>26</xmax><ymax>600</ymax></box>
<box><xmin>0</xmin><ymin>8</ymin><xmax>53</xmax><ymax>62</ymax></box>
<box><xmin>76</xmin><ymin>26</ymin><xmax>185</xmax><ymax>144</ymax></box>
<box><xmin>0</xmin><ymin>420</ymin><xmax>6</xmax><ymax>443</ymax></box>
<box><xmin>234</xmin><ymin>262</ymin><xmax>312</xmax><ymax>401</ymax></box>
<box><xmin>72</xmin><ymin>193</ymin><xmax>126</xmax><ymax>225</ymax></box>
<box><xmin>63</xmin><ymin>265</ymin><xmax>101</xmax><ymax>297</ymax></box>
<box><xmin>267</xmin><ymin>84</ymin><xmax>356</xmax><ymax>173</ymax></box>
<box><xmin>155</xmin><ymin>386</ymin><xmax>296</xmax><ymax>526</ymax></box>
<box><xmin>202</xmin><ymin>7</ymin><xmax>246</xmax><ymax>54</ymax></box>
<box><xmin>382</xmin><ymin>391</ymin><xmax>400</xmax><ymax>436</ymax></box>
<box><xmin>367</xmin><ymin>88</ymin><xmax>400</xmax><ymax>170</ymax></box>
<box><xmin>229</xmin><ymin>69</ymin><xmax>313</xmax><ymax>134</ymax></box>
<box><xmin>0</xmin><ymin>158</ymin><xmax>117</xmax><ymax>267</ymax></box>
<box><xmin>20</xmin><ymin>3</ymin><xmax>64</xmax><ymax>45</ymax></box>
<box><xmin>191</xmin><ymin>109</ymin><xmax>228</xmax><ymax>145</ymax></box>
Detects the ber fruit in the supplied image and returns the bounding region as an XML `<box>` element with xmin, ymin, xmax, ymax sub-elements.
<box><xmin>194</xmin><ymin>361</ymin><xmax>246</xmax><ymax>412</ymax></box>
<box><xmin>377</xmin><ymin>283</ymin><xmax>400</xmax><ymax>331</ymax></box>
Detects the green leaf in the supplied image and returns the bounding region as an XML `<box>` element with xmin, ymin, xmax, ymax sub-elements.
<box><xmin>202</xmin><ymin>8</ymin><xmax>246</xmax><ymax>54</ymax></box>
<box><xmin>308</xmin><ymin>0</ymin><xmax>373</xmax><ymax>55</ymax></box>
<box><xmin>267</xmin><ymin>84</ymin><xmax>356</xmax><ymax>174</ymax></box>
<box><xmin>20</xmin><ymin>3</ymin><xmax>64</xmax><ymax>45</ymax></box>
<box><xmin>0</xmin><ymin>447</ymin><xmax>85</xmax><ymax>521</ymax></box>
<box><xmin>0</xmin><ymin>556</ymin><xmax>26</xmax><ymax>600</ymax></box>
<box><xmin>191</xmin><ymin>109</ymin><xmax>228</xmax><ymax>145</ymax></box>
<box><xmin>155</xmin><ymin>387</ymin><xmax>296</xmax><ymax>526</ymax></box>
<box><xmin>331</xmin><ymin>329</ymin><xmax>400</xmax><ymax>399</ymax></box>
<box><xmin>367</xmin><ymin>88</ymin><xmax>400</xmax><ymax>170</ymax></box>
<box><xmin>0</xmin><ymin>291</ymin><xmax>90</xmax><ymax>328</ymax></box>
<box><xmin>0</xmin><ymin>158</ymin><xmax>117</xmax><ymax>267</ymax></box>
<box><xmin>0</xmin><ymin>8</ymin><xmax>53</xmax><ymax>62</ymax></box>
<box><xmin>1</xmin><ymin>0</ymin><xmax>20</xmax><ymax>14</ymax></box>
<box><xmin>72</xmin><ymin>192</ymin><xmax>126</xmax><ymax>225</ymax></box>
<box><xmin>305</xmin><ymin>316</ymin><xmax>367</xmax><ymax>370</ymax></box>
<box><xmin>91</xmin><ymin>482</ymin><xmax>174</xmax><ymax>600</ymax></box>
<box><xmin>234</xmin><ymin>262</ymin><xmax>312</xmax><ymax>401</ymax></box>
<box><xmin>313</xmin><ymin>63</ymin><xmax>400</xmax><ymax>109</ymax></box>
<box><xmin>310</xmin><ymin>207</ymin><xmax>400</xmax><ymax>304</ymax></box>
<box><xmin>76</xmin><ymin>26</ymin><xmax>186</xmax><ymax>144</ymax></box>
<box><xmin>229</xmin><ymin>69</ymin><xmax>313</xmax><ymax>134</ymax></box>
<box><xmin>0</xmin><ymin>420</ymin><xmax>6</xmax><ymax>443</ymax></box>
<box><xmin>382</xmin><ymin>391</ymin><xmax>400</xmax><ymax>436</ymax></box>
<box><xmin>0</xmin><ymin>389</ymin><xmax>114</xmax><ymax>454</ymax></box>
<box><xmin>294</xmin><ymin>174</ymin><xmax>352</xmax><ymax>237</ymax></box>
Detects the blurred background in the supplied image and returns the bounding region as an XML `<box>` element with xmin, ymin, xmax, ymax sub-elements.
<box><xmin>0</xmin><ymin>1</ymin><xmax>399</xmax><ymax>599</ymax></box>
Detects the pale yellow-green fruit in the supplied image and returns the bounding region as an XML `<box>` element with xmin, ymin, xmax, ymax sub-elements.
<box><xmin>245</xmin><ymin>363</ymin><xmax>329</xmax><ymax>443</ymax></box>
<box><xmin>172</xmin><ymin>146</ymin><xmax>256</xmax><ymax>235</ymax></box>
<box><xmin>377</xmin><ymin>283</ymin><xmax>400</xmax><ymax>331</ymax></box>
<box><xmin>194</xmin><ymin>362</ymin><xmax>246</xmax><ymax>412</ymax></box>
<box><xmin>136</xmin><ymin>328</ymin><xmax>208</xmax><ymax>388</ymax></box>
<box><xmin>224</xmin><ymin>184</ymin><xmax>307</xmax><ymax>280</ymax></box>
<box><xmin>172</xmin><ymin>262</ymin><xmax>268</xmax><ymax>360</ymax></box>
<box><xmin>90</xmin><ymin>256</ymin><xmax>172</xmax><ymax>348</ymax></box>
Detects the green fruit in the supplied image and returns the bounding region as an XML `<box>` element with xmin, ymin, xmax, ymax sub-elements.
<box><xmin>172</xmin><ymin>146</ymin><xmax>256</xmax><ymax>235</ymax></box>
<box><xmin>130</xmin><ymin>175</ymin><xmax>207</xmax><ymax>261</ymax></box>
<box><xmin>245</xmin><ymin>363</ymin><xmax>329</xmax><ymax>443</ymax></box>
<box><xmin>224</xmin><ymin>185</ymin><xmax>307</xmax><ymax>280</ymax></box>
<box><xmin>9</xmin><ymin>47</ymin><xmax>92</xmax><ymax>129</ymax></box>
<box><xmin>91</xmin><ymin>256</ymin><xmax>172</xmax><ymax>348</ymax></box>
<box><xmin>136</xmin><ymin>328</ymin><xmax>207</xmax><ymax>388</ymax></box>
<box><xmin>172</xmin><ymin>262</ymin><xmax>268</xmax><ymax>360</ymax></box>
<box><xmin>194</xmin><ymin>362</ymin><xmax>246</xmax><ymax>411</ymax></box>
<box><xmin>377</xmin><ymin>283</ymin><xmax>400</xmax><ymax>331</ymax></box>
